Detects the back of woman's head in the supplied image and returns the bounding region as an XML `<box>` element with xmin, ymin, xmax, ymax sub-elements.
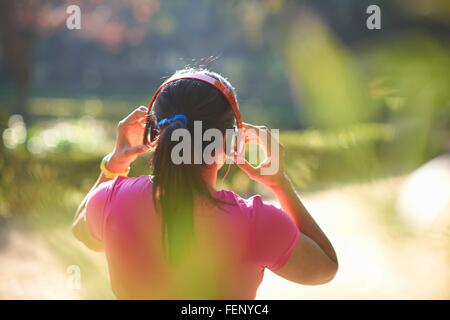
<box><xmin>151</xmin><ymin>68</ymin><xmax>237</xmax><ymax>264</ymax></box>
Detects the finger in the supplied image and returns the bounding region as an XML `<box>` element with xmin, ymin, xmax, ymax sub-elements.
<box><xmin>241</xmin><ymin>122</ymin><xmax>271</xmax><ymax>141</ymax></box>
<box><xmin>124</xmin><ymin>143</ymin><xmax>151</xmax><ymax>156</ymax></box>
<box><xmin>240</xmin><ymin>126</ymin><xmax>269</xmax><ymax>158</ymax></box>
<box><xmin>137</xmin><ymin>117</ymin><xmax>147</xmax><ymax>127</ymax></box>
<box><xmin>232</xmin><ymin>152</ymin><xmax>259</xmax><ymax>177</ymax></box>
<box><xmin>123</xmin><ymin>106</ymin><xmax>148</xmax><ymax>123</ymax></box>
<box><xmin>241</xmin><ymin>122</ymin><xmax>258</xmax><ymax>130</ymax></box>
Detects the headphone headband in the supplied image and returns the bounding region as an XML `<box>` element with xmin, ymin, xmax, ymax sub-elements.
<box><xmin>143</xmin><ymin>72</ymin><xmax>243</xmax><ymax>145</ymax></box>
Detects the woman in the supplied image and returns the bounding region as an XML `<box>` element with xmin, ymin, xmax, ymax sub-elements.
<box><xmin>72</xmin><ymin>68</ymin><xmax>338</xmax><ymax>299</ymax></box>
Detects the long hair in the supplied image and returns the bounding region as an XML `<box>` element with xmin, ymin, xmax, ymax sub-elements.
<box><xmin>151</xmin><ymin>68</ymin><xmax>236</xmax><ymax>264</ymax></box>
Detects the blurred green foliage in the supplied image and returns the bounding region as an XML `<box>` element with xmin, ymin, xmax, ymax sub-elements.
<box><xmin>1</xmin><ymin>0</ymin><xmax>449</xmax><ymax>220</ymax></box>
<box><xmin>0</xmin><ymin>99</ymin><xmax>395</xmax><ymax>221</ymax></box>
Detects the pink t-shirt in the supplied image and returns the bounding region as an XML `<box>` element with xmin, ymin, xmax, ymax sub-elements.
<box><xmin>86</xmin><ymin>175</ymin><xmax>299</xmax><ymax>299</ymax></box>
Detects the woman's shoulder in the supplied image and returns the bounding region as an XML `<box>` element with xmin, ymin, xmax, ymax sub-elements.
<box><xmin>120</xmin><ymin>175</ymin><xmax>153</xmax><ymax>188</ymax></box>
<box><xmin>214</xmin><ymin>189</ymin><xmax>268</xmax><ymax>216</ymax></box>
<box><xmin>94</xmin><ymin>175</ymin><xmax>153</xmax><ymax>200</ymax></box>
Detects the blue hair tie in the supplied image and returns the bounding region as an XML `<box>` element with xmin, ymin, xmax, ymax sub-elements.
<box><xmin>157</xmin><ymin>114</ymin><xmax>188</xmax><ymax>128</ymax></box>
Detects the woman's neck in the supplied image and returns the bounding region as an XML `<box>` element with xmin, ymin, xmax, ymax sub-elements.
<box><xmin>201</xmin><ymin>166</ymin><xmax>218</xmax><ymax>189</ymax></box>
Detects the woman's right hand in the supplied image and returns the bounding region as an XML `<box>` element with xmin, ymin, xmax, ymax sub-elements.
<box><xmin>232</xmin><ymin>122</ymin><xmax>287</xmax><ymax>190</ymax></box>
<box><xmin>107</xmin><ymin>106</ymin><xmax>154</xmax><ymax>173</ymax></box>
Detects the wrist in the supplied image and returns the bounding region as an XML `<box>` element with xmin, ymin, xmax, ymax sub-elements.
<box><xmin>269</xmin><ymin>173</ymin><xmax>291</xmax><ymax>193</ymax></box>
<box><xmin>105</xmin><ymin>152</ymin><xmax>132</xmax><ymax>174</ymax></box>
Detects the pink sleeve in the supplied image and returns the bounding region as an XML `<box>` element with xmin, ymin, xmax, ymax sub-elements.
<box><xmin>250</xmin><ymin>196</ymin><xmax>300</xmax><ymax>271</ymax></box>
<box><xmin>85</xmin><ymin>180</ymin><xmax>114</xmax><ymax>242</ymax></box>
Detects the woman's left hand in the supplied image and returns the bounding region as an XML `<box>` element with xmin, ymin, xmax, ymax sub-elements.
<box><xmin>107</xmin><ymin>106</ymin><xmax>153</xmax><ymax>172</ymax></box>
<box><xmin>232</xmin><ymin>122</ymin><xmax>286</xmax><ymax>189</ymax></box>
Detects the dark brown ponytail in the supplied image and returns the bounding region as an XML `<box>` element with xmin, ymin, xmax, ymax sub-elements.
<box><xmin>151</xmin><ymin>69</ymin><xmax>236</xmax><ymax>265</ymax></box>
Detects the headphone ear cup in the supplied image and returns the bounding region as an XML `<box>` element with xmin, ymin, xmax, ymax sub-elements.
<box><xmin>235</xmin><ymin>126</ymin><xmax>245</xmax><ymax>155</ymax></box>
<box><xmin>233</xmin><ymin>126</ymin><xmax>238</xmax><ymax>154</ymax></box>
<box><xmin>226</xmin><ymin>126</ymin><xmax>237</xmax><ymax>156</ymax></box>
<box><xmin>149</xmin><ymin>114</ymin><xmax>158</xmax><ymax>142</ymax></box>
<box><xmin>143</xmin><ymin>113</ymin><xmax>158</xmax><ymax>145</ymax></box>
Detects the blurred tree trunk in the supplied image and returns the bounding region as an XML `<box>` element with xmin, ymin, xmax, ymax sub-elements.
<box><xmin>0</xmin><ymin>0</ymin><xmax>39</xmax><ymax>123</ymax></box>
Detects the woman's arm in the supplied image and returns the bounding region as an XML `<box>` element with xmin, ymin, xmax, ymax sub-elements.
<box><xmin>271</xmin><ymin>174</ymin><xmax>338</xmax><ymax>264</ymax></box>
<box><xmin>72</xmin><ymin>106</ymin><xmax>152</xmax><ymax>251</ymax></box>
<box><xmin>72</xmin><ymin>173</ymin><xmax>112</xmax><ymax>251</ymax></box>
<box><xmin>233</xmin><ymin>123</ymin><xmax>338</xmax><ymax>284</ymax></box>
<box><xmin>269</xmin><ymin>174</ymin><xmax>338</xmax><ymax>284</ymax></box>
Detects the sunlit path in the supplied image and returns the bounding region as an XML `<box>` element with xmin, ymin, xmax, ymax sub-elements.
<box><xmin>1</xmin><ymin>178</ymin><xmax>448</xmax><ymax>299</ymax></box>
<box><xmin>257</xmin><ymin>178</ymin><xmax>450</xmax><ymax>299</ymax></box>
